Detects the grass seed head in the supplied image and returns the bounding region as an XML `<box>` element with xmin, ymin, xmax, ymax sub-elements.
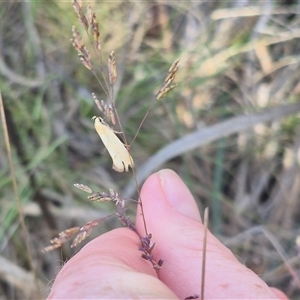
<box><xmin>78</xmin><ymin>51</ymin><xmax>93</xmax><ymax>70</ymax></box>
<box><xmin>169</xmin><ymin>59</ymin><xmax>179</xmax><ymax>73</ymax></box>
<box><xmin>93</xmin><ymin>94</ymin><xmax>116</xmax><ymax>125</ymax></box>
<box><xmin>86</xmin><ymin>4</ymin><xmax>93</xmax><ymax>25</ymax></box>
<box><xmin>71</xmin><ymin>26</ymin><xmax>84</xmax><ymax>52</ymax></box>
<box><xmin>42</xmin><ymin>227</ymin><xmax>80</xmax><ymax>252</ymax></box>
<box><xmin>109</xmin><ymin>105</ymin><xmax>116</xmax><ymax>125</ymax></box>
<box><xmin>88</xmin><ymin>192</ymin><xmax>113</xmax><ymax>202</ymax></box>
<box><xmin>74</xmin><ymin>183</ymin><xmax>93</xmax><ymax>193</ymax></box>
<box><xmin>71</xmin><ymin>26</ymin><xmax>93</xmax><ymax>70</ymax></box>
<box><xmin>88</xmin><ymin>189</ymin><xmax>122</xmax><ymax>205</ymax></box>
<box><xmin>156</xmin><ymin>84</ymin><xmax>178</xmax><ymax>100</ymax></box>
<box><xmin>72</xmin><ymin>0</ymin><xmax>82</xmax><ymax>17</ymax></box>
<box><xmin>156</xmin><ymin>59</ymin><xmax>179</xmax><ymax>100</ymax></box>
<box><xmin>72</xmin><ymin>0</ymin><xmax>88</xmax><ymax>30</ymax></box>
<box><xmin>92</xmin><ymin>93</ymin><xmax>102</xmax><ymax>111</ymax></box>
<box><xmin>108</xmin><ymin>51</ymin><xmax>117</xmax><ymax>85</ymax></box>
<box><xmin>92</xmin><ymin>13</ymin><xmax>101</xmax><ymax>52</ymax></box>
<box><xmin>71</xmin><ymin>220</ymin><xmax>102</xmax><ymax>248</ymax></box>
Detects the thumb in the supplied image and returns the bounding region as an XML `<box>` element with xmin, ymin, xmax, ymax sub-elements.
<box><xmin>136</xmin><ymin>169</ymin><xmax>282</xmax><ymax>299</ymax></box>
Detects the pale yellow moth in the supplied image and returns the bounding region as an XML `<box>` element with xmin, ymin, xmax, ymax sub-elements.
<box><xmin>92</xmin><ymin>116</ymin><xmax>134</xmax><ymax>172</ymax></box>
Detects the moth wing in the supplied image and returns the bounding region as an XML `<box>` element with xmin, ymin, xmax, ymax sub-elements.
<box><xmin>93</xmin><ymin>117</ymin><xmax>134</xmax><ymax>172</ymax></box>
<box><xmin>111</xmin><ymin>146</ymin><xmax>134</xmax><ymax>172</ymax></box>
<box><xmin>108</xmin><ymin>134</ymin><xmax>134</xmax><ymax>172</ymax></box>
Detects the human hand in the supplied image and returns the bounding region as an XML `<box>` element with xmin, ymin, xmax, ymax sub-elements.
<box><xmin>47</xmin><ymin>169</ymin><xmax>288</xmax><ymax>299</ymax></box>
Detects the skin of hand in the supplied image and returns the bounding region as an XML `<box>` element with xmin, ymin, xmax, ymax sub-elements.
<box><xmin>47</xmin><ymin>169</ymin><xmax>288</xmax><ymax>299</ymax></box>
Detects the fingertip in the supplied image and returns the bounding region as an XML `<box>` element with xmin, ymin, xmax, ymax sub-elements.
<box><xmin>137</xmin><ymin>169</ymin><xmax>201</xmax><ymax>229</ymax></box>
<box><xmin>157</xmin><ymin>169</ymin><xmax>201</xmax><ymax>222</ymax></box>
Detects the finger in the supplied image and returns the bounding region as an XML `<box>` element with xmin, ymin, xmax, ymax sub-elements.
<box><xmin>47</xmin><ymin>228</ymin><xmax>177</xmax><ymax>299</ymax></box>
<box><xmin>136</xmin><ymin>169</ymin><xmax>282</xmax><ymax>299</ymax></box>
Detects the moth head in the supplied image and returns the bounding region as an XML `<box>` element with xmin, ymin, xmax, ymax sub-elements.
<box><xmin>92</xmin><ymin>116</ymin><xmax>105</xmax><ymax>124</ymax></box>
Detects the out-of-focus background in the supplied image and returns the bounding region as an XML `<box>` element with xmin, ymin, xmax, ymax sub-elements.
<box><xmin>1</xmin><ymin>1</ymin><xmax>300</xmax><ymax>298</ymax></box>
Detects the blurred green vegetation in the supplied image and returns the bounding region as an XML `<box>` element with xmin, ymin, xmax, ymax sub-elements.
<box><xmin>1</xmin><ymin>1</ymin><xmax>300</xmax><ymax>298</ymax></box>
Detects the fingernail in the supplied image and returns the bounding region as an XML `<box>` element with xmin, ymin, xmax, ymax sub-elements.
<box><xmin>158</xmin><ymin>169</ymin><xmax>201</xmax><ymax>222</ymax></box>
